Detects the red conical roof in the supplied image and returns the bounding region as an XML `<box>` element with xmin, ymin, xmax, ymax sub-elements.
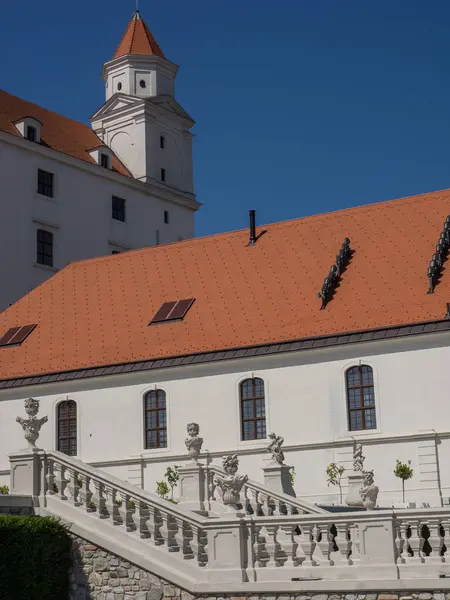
<box><xmin>113</xmin><ymin>11</ymin><xmax>166</xmax><ymax>60</ymax></box>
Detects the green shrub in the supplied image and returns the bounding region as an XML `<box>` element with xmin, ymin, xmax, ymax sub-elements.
<box><xmin>0</xmin><ymin>515</ymin><xmax>72</xmax><ymax>600</ymax></box>
<box><xmin>0</xmin><ymin>485</ymin><xmax>9</xmax><ymax>495</ymax></box>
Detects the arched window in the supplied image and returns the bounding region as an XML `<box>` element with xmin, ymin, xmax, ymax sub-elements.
<box><xmin>144</xmin><ymin>389</ymin><xmax>167</xmax><ymax>449</ymax></box>
<box><xmin>346</xmin><ymin>365</ymin><xmax>376</xmax><ymax>431</ymax></box>
<box><xmin>240</xmin><ymin>378</ymin><xmax>266</xmax><ymax>440</ymax></box>
<box><xmin>57</xmin><ymin>400</ymin><xmax>77</xmax><ymax>456</ymax></box>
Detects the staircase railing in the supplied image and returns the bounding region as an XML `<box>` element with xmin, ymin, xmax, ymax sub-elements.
<box><xmin>205</xmin><ymin>462</ymin><xmax>326</xmax><ymax>515</ymax></box>
<box><xmin>10</xmin><ymin>449</ymin><xmax>450</xmax><ymax>591</ymax></box>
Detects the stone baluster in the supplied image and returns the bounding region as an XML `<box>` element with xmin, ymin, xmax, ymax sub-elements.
<box><xmin>263</xmin><ymin>525</ymin><xmax>279</xmax><ymax>568</ymax></box>
<box><xmin>105</xmin><ymin>485</ymin><xmax>120</xmax><ymax>525</ymax></box>
<box><xmin>174</xmin><ymin>516</ymin><xmax>189</xmax><ymax>558</ymax></box>
<box><xmin>92</xmin><ymin>479</ymin><xmax>107</xmax><ymax>519</ymax></box>
<box><xmin>159</xmin><ymin>511</ymin><xmax>178</xmax><ymax>552</ymax></box>
<box><xmin>54</xmin><ymin>462</ymin><xmax>69</xmax><ymax>500</ymax></box>
<box><xmin>66</xmin><ymin>468</ymin><xmax>81</xmax><ymax>507</ymax></box>
<box><xmin>441</xmin><ymin>518</ymin><xmax>450</xmax><ymax>562</ymax></box>
<box><xmin>45</xmin><ymin>458</ymin><xmax>56</xmax><ymax>496</ymax></box>
<box><xmin>242</xmin><ymin>485</ymin><xmax>251</xmax><ymax>514</ymax></box>
<box><xmin>316</xmin><ymin>523</ymin><xmax>334</xmax><ymax>566</ymax></box>
<box><xmin>190</xmin><ymin>524</ymin><xmax>208</xmax><ymax>567</ymax></box>
<box><xmin>408</xmin><ymin>519</ymin><xmax>425</xmax><ymax>563</ymax></box>
<box><xmin>252</xmin><ymin>524</ymin><xmax>265</xmax><ymax>568</ymax></box>
<box><xmin>254</xmin><ymin>490</ymin><xmax>263</xmax><ymax>516</ymax></box>
<box><xmin>146</xmin><ymin>506</ymin><xmax>163</xmax><ymax>546</ymax></box>
<box><xmin>394</xmin><ymin>521</ymin><xmax>404</xmax><ymax>563</ymax></box>
<box><xmin>425</xmin><ymin>518</ymin><xmax>444</xmax><ymax>563</ymax></box>
<box><xmin>79</xmin><ymin>474</ymin><xmax>94</xmax><ymax>512</ymax></box>
<box><xmin>132</xmin><ymin>500</ymin><xmax>150</xmax><ymax>539</ymax></box>
<box><xmin>277</xmin><ymin>523</ymin><xmax>298</xmax><ymax>568</ymax></box>
<box><xmin>298</xmin><ymin>523</ymin><xmax>317</xmax><ymax>566</ymax></box>
<box><xmin>334</xmin><ymin>522</ymin><xmax>352</xmax><ymax>565</ymax></box>
<box><xmin>399</xmin><ymin>520</ymin><xmax>411</xmax><ymax>562</ymax></box>
<box><xmin>117</xmin><ymin>491</ymin><xmax>135</xmax><ymax>531</ymax></box>
<box><xmin>349</xmin><ymin>522</ymin><xmax>361</xmax><ymax>563</ymax></box>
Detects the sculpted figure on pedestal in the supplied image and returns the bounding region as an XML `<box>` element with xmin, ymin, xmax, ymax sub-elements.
<box><xmin>185</xmin><ymin>422</ymin><xmax>203</xmax><ymax>461</ymax></box>
<box><xmin>353</xmin><ymin>443</ymin><xmax>365</xmax><ymax>472</ymax></box>
<box><xmin>267</xmin><ymin>432</ymin><xmax>285</xmax><ymax>465</ymax></box>
<box><xmin>16</xmin><ymin>398</ymin><xmax>48</xmax><ymax>449</ymax></box>
<box><xmin>360</xmin><ymin>469</ymin><xmax>379</xmax><ymax>509</ymax></box>
<box><xmin>214</xmin><ymin>455</ymin><xmax>248</xmax><ymax>506</ymax></box>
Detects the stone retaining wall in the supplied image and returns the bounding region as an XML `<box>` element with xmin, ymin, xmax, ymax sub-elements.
<box><xmin>70</xmin><ymin>538</ymin><xmax>450</xmax><ymax>600</ymax></box>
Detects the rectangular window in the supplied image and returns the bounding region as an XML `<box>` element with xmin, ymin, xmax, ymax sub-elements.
<box><xmin>160</xmin><ymin>136</ymin><xmax>165</xmax><ymax>149</ymax></box>
<box><xmin>112</xmin><ymin>196</ymin><xmax>126</xmax><ymax>222</ymax></box>
<box><xmin>164</xmin><ymin>210</ymin><xmax>169</xmax><ymax>224</ymax></box>
<box><xmin>26</xmin><ymin>126</ymin><xmax>36</xmax><ymax>142</ymax></box>
<box><xmin>100</xmin><ymin>153</ymin><xmax>109</xmax><ymax>168</ymax></box>
<box><xmin>160</xmin><ymin>168</ymin><xmax>166</xmax><ymax>183</ymax></box>
<box><xmin>144</xmin><ymin>390</ymin><xmax>167</xmax><ymax>449</ymax></box>
<box><xmin>36</xmin><ymin>229</ymin><xmax>53</xmax><ymax>267</ymax></box>
<box><xmin>37</xmin><ymin>169</ymin><xmax>54</xmax><ymax>198</ymax></box>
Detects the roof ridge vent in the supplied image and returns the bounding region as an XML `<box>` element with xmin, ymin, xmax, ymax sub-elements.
<box><xmin>427</xmin><ymin>215</ymin><xmax>450</xmax><ymax>293</ymax></box>
<box><xmin>317</xmin><ymin>238</ymin><xmax>353</xmax><ymax>310</ymax></box>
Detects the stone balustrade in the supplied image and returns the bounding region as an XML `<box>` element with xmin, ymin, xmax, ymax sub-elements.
<box><xmin>8</xmin><ymin>448</ymin><xmax>450</xmax><ymax>592</ymax></box>
<box><xmin>205</xmin><ymin>463</ymin><xmax>324</xmax><ymax>516</ymax></box>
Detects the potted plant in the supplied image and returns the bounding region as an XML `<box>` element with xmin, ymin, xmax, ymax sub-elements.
<box><xmin>326</xmin><ymin>462</ymin><xmax>346</xmax><ymax>504</ymax></box>
<box><xmin>394</xmin><ymin>459</ymin><xmax>414</xmax><ymax>505</ymax></box>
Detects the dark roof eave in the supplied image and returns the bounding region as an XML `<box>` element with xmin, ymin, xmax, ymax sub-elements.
<box><xmin>0</xmin><ymin>318</ymin><xmax>449</xmax><ymax>391</ymax></box>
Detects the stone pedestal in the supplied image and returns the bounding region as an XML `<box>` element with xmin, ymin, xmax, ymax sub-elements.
<box><xmin>262</xmin><ymin>460</ymin><xmax>295</xmax><ymax>497</ymax></box>
<box><xmin>9</xmin><ymin>449</ymin><xmax>43</xmax><ymax>504</ymax></box>
<box><xmin>346</xmin><ymin>472</ymin><xmax>364</xmax><ymax>507</ymax></box>
<box><xmin>177</xmin><ymin>461</ymin><xmax>206</xmax><ymax>513</ymax></box>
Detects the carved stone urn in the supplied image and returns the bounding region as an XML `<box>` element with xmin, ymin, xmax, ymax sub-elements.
<box><xmin>16</xmin><ymin>397</ymin><xmax>48</xmax><ymax>449</ymax></box>
<box><xmin>214</xmin><ymin>455</ymin><xmax>248</xmax><ymax>507</ymax></box>
<box><xmin>185</xmin><ymin>422</ymin><xmax>203</xmax><ymax>461</ymax></box>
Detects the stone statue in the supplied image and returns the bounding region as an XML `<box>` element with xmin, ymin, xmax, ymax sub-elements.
<box><xmin>267</xmin><ymin>432</ymin><xmax>285</xmax><ymax>465</ymax></box>
<box><xmin>185</xmin><ymin>422</ymin><xmax>203</xmax><ymax>461</ymax></box>
<box><xmin>360</xmin><ymin>469</ymin><xmax>379</xmax><ymax>509</ymax></box>
<box><xmin>353</xmin><ymin>443</ymin><xmax>365</xmax><ymax>472</ymax></box>
<box><xmin>16</xmin><ymin>398</ymin><xmax>48</xmax><ymax>449</ymax></box>
<box><xmin>214</xmin><ymin>454</ymin><xmax>248</xmax><ymax>507</ymax></box>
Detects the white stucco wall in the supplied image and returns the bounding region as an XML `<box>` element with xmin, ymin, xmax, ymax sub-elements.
<box><xmin>0</xmin><ymin>134</ymin><xmax>196</xmax><ymax>311</ymax></box>
<box><xmin>1</xmin><ymin>332</ymin><xmax>449</xmax><ymax>508</ymax></box>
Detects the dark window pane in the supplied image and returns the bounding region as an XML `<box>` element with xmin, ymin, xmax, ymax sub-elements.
<box><xmin>100</xmin><ymin>153</ymin><xmax>109</xmax><ymax>168</ymax></box>
<box><xmin>254</xmin><ymin>378</ymin><xmax>264</xmax><ymax>397</ymax></box>
<box><xmin>255</xmin><ymin>399</ymin><xmax>265</xmax><ymax>418</ymax></box>
<box><xmin>347</xmin><ymin>365</ymin><xmax>376</xmax><ymax>431</ymax></box>
<box><xmin>144</xmin><ymin>390</ymin><xmax>167</xmax><ymax>449</ymax></box>
<box><xmin>112</xmin><ymin>196</ymin><xmax>126</xmax><ymax>222</ymax></box>
<box><xmin>36</xmin><ymin>229</ymin><xmax>53</xmax><ymax>267</ymax></box>
<box><xmin>242</xmin><ymin>400</ymin><xmax>254</xmax><ymax>419</ymax></box>
<box><xmin>349</xmin><ymin>410</ymin><xmax>363</xmax><ymax>431</ymax></box>
<box><xmin>240</xmin><ymin>378</ymin><xmax>266</xmax><ymax>441</ymax></box>
<box><xmin>37</xmin><ymin>169</ymin><xmax>54</xmax><ymax>198</ymax></box>
<box><xmin>57</xmin><ymin>400</ymin><xmax>77</xmax><ymax>456</ymax></box>
<box><xmin>365</xmin><ymin>409</ymin><xmax>377</xmax><ymax>429</ymax></box>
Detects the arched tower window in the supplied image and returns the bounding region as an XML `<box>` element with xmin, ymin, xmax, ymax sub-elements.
<box><xmin>144</xmin><ymin>389</ymin><xmax>167</xmax><ymax>449</ymax></box>
<box><xmin>240</xmin><ymin>378</ymin><xmax>266</xmax><ymax>441</ymax></box>
<box><xmin>346</xmin><ymin>365</ymin><xmax>376</xmax><ymax>431</ymax></box>
<box><xmin>57</xmin><ymin>400</ymin><xmax>77</xmax><ymax>456</ymax></box>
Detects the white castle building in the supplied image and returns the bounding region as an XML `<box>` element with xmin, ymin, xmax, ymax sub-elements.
<box><xmin>0</xmin><ymin>11</ymin><xmax>199</xmax><ymax>312</ymax></box>
<box><xmin>1</xmin><ymin>187</ymin><xmax>450</xmax><ymax>511</ymax></box>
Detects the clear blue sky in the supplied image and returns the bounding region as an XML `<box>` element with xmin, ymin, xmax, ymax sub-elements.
<box><xmin>2</xmin><ymin>1</ymin><xmax>450</xmax><ymax>236</ymax></box>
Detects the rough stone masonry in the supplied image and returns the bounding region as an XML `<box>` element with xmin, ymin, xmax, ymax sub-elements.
<box><xmin>70</xmin><ymin>537</ymin><xmax>450</xmax><ymax>600</ymax></box>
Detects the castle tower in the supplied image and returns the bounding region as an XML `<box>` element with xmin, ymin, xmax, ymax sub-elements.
<box><xmin>91</xmin><ymin>11</ymin><xmax>195</xmax><ymax>195</ymax></box>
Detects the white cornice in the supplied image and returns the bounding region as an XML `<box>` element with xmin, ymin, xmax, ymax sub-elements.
<box><xmin>102</xmin><ymin>54</ymin><xmax>179</xmax><ymax>81</ymax></box>
<box><xmin>0</xmin><ymin>130</ymin><xmax>200</xmax><ymax>212</ymax></box>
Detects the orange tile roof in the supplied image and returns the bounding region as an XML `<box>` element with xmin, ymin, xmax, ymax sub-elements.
<box><xmin>113</xmin><ymin>11</ymin><xmax>166</xmax><ymax>60</ymax></box>
<box><xmin>0</xmin><ymin>89</ymin><xmax>131</xmax><ymax>177</ymax></box>
<box><xmin>1</xmin><ymin>189</ymin><xmax>450</xmax><ymax>382</ymax></box>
